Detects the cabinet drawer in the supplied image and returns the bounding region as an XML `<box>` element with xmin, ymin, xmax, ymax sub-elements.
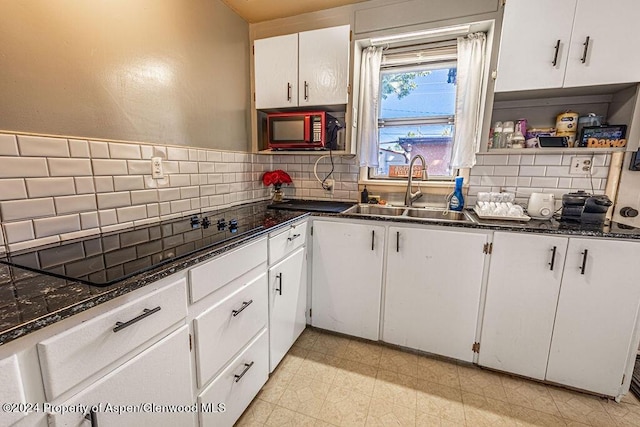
<box><xmin>190</xmin><ymin>237</ymin><xmax>267</xmax><ymax>303</ymax></box>
<box><xmin>269</xmin><ymin>220</ymin><xmax>307</xmax><ymax>264</ymax></box>
<box><xmin>38</xmin><ymin>278</ymin><xmax>187</xmax><ymax>401</ymax></box>
<box><xmin>198</xmin><ymin>329</ymin><xmax>268</xmax><ymax>427</ymax></box>
<box><xmin>194</xmin><ymin>271</ymin><xmax>268</xmax><ymax>387</ymax></box>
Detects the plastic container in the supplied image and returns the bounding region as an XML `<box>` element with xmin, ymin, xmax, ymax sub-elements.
<box><xmin>449</xmin><ymin>176</ymin><xmax>465</xmax><ymax>211</ymax></box>
<box><xmin>492</xmin><ymin>122</ymin><xmax>503</xmax><ymax>149</ymax></box>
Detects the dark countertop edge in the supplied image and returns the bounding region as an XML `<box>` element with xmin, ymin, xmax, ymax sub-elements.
<box><xmin>0</xmin><ymin>211</ymin><xmax>310</xmax><ymax>346</ymax></box>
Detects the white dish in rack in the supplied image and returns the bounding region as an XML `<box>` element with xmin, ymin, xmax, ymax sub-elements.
<box><xmin>473</xmin><ymin>206</ymin><xmax>531</xmax><ymax>222</ymax></box>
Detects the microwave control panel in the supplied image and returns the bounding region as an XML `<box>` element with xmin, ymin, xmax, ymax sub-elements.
<box><xmin>313</xmin><ymin>116</ymin><xmax>322</xmax><ymax>142</ymax></box>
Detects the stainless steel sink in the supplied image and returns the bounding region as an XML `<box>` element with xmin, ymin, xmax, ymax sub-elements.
<box><xmin>343</xmin><ymin>204</ymin><xmax>475</xmax><ymax>223</ymax></box>
<box><xmin>405</xmin><ymin>208</ymin><xmax>470</xmax><ymax>222</ymax></box>
<box><xmin>345</xmin><ymin>205</ymin><xmax>406</xmax><ymax>216</ymax></box>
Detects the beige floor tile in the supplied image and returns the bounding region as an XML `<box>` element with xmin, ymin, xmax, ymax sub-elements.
<box><xmin>462</xmin><ymin>391</ymin><xmax>516</xmax><ymax>427</ymax></box>
<box><xmin>275</xmin><ymin>345</ymin><xmax>308</xmax><ymax>376</ymax></box>
<box><xmin>264</xmin><ymin>405</ymin><xmax>317</xmax><ymax>427</ymax></box>
<box><xmin>417</xmin><ymin>357</ymin><xmax>460</xmax><ymax>389</ymax></box>
<box><xmin>318</xmin><ymin>385</ymin><xmax>372</xmax><ymax>427</ymax></box>
<box><xmin>343</xmin><ymin>339</ymin><xmax>383</xmax><ymax>367</ymax></box>
<box><xmin>373</xmin><ymin>369</ymin><xmax>418</xmax><ymax>409</ymax></box>
<box><xmin>502</xmin><ymin>376</ymin><xmax>561</xmax><ymax>417</ymax></box>
<box><xmin>277</xmin><ymin>374</ymin><xmax>332</xmax><ymax>418</ymax></box>
<box><xmin>297</xmin><ymin>350</ymin><xmax>342</xmax><ymax>384</ymax></box>
<box><xmin>416</xmin><ymin>379</ymin><xmax>466</xmax><ymax>425</ymax></box>
<box><xmin>333</xmin><ymin>358</ymin><xmax>378</xmax><ymax>396</ymax></box>
<box><xmin>603</xmin><ymin>399</ymin><xmax>640</xmax><ymax>426</ymax></box>
<box><xmin>380</xmin><ymin>347</ymin><xmax>419</xmax><ymax>377</ymax></box>
<box><xmin>621</xmin><ymin>393</ymin><xmax>640</xmax><ymax>406</ymax></box>
<box><xmin>257</xmin><ymin>368</ymin><xmax>293</xmax><ymax>404</ymax></box>
<box><xmin>548</xmin><ymin>387</ymin><xmax>614</xmax><ymax>426</ymax></box>
<box><xmin>366</xmin><ymin>397</ymin><xmax>417</xmax><ymax>426</ymax></box>
<box><xmin>310</xmin><ymin>333</ymin><xmax>351</xmax><ymax>357</ymax></box>
<box><xmin>294</xmin><ymin>328</ymin><xmax>322</xmax><ymax>350</ymax></box>
<box><xmin>313</xmin><ymin>419</ymin><xmax>340</xmax><ymax>427</ymax></box>
<box><xmin>509</xmin><ymin>404</ymin><xmax>567</xmax><ymax>427</ymax></box>
<box><xmin>235</xmin><ymin>398</ymin><xmax>275</xmax><ymax>426</ymax></box>
<box><xmin>457</xmin><ymin>365</ymin><xmax>508</xmax><ymax>402</ymax></box>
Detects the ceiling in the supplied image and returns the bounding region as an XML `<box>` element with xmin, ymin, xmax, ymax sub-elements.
<box><xmin>220</xmin><ymin>0</ymin><xmax>369</xmax><ymax>23</ymax></box>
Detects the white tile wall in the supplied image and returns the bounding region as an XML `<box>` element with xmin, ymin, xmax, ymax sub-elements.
<box><xmin>0</xmin><ymin>132</ymin><xmax>270</xmax><ymax>251</ymax></box>
<box><xmin>468</xmin><ymin>153</ymin><xmax>611</xmax><ymax>208</ymax></box>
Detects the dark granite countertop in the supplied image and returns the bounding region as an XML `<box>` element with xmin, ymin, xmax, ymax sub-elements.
<box><xmin>0</xmin><ymin>201</ymin><xmax>309</xmax><ymax>346</ymax></box>
<box><xmin>2</xmin><ymin>199</ymin><xmax>639</xmax><ymax>346</ymax></box>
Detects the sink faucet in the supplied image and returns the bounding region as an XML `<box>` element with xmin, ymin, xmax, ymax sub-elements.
<box><xmin>404</xmin><ymin>154</ymin><xmax>428</xmax><ymax>207</ymax></box>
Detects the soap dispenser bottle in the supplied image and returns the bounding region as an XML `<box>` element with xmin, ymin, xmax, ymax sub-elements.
<box><xmin>449</xmin><ymin>176</ymin><xmax>465</xmax><ymax>211</ymax></box>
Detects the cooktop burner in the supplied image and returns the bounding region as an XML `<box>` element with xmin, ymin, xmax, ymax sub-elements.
<box><xmin>0</xmin><ymin>204</ymin><xmax>272</xmax><ymax>287</ymax></box>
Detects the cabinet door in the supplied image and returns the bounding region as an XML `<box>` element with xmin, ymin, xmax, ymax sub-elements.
<box><xmin>0</xmin><ymin>355</ymin><xmax>27</xmax><ymax>426</ymax></box>
<box><xmin>495</xmin><ymin>0</ymin><xmax>576</xmax><ymax>92</ymax></box>
<box><xmin>269</xmin><ymin>247</ymin><xmax>307</xmax><ymax>372</ymax></box>
<box><xmin>298</xmin><ymin>25</ymin><xmax>350</xmax><ymax>106</ymax></box>
<box><xmin>49</xmin><ymin>326</ymin><xmax>194</xmax><ymax>427</ymax></box>
<box><xmin>254</xmin><ymin>34</ymin><xmax>298</xmax><ymax>109</ymax></box>
<box><xmin>384</xmin><ymin>227</ymin><xmax>488</xmax><ymax>362</ymax></box>
<box><xmin>478</xmin><ymin>232</ymin><xmax>568</xmax><ymax>380</ymax></box>
<box><xmin>564</xmin><ymin>0</ymin><xmax>640</xmax><ymax>87</ymax></box>
<box><xmin>311</xmin><ymin>221</ymin><xmax>384</xmax><ymax>340</ymax></box>
<box><xmin>546</xmin><ymin>238</ymin><xmax>640</xmax><ymax>396</ymax></box>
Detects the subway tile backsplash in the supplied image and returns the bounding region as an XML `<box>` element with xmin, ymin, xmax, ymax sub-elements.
<box><xmin>468</xmin><ymin>153</ymin><xmax>611</xmax><ymax>208</ymax></box>
<box><xmin>0</xmin><ymin>132</ymin><xmax>271</xmax><ymax>251</ymax></box>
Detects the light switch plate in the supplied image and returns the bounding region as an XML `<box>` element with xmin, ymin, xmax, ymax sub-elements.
<box><xmin>570</xmin><ymin>156</ymin><xmax>592</xmax><ymax>175</ymax></box>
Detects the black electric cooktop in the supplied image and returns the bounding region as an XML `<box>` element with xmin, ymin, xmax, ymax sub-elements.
<box><xmin>268</xmin><ymin>199</ymin><xmax>355</xmax><ymax>213</ymax></box>
<box><xmin>0</xmin><ymin>204</ymin><xmax>276</xmax><ymax>287</ymax></box>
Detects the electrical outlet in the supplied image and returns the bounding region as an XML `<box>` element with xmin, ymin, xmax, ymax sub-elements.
<box><xmin>570</xmin><ymin>156</ymin><xmax>592</xmax><ymax>175</ymax></box>
<box><xmin>151</xmin><ymin>157</ymin><xmax>164</xmax><ymax>179</ymax></box>
<box><xmin>324</xmin><ymin>179</ymin><xmax>335</xmax><ymax>193</ymax></box>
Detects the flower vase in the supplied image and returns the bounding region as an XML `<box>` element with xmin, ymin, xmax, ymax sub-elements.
<box><xmin>272</xmin><ymin>187</ymin><xmax>284</xmax><ymax>202</ymax></box>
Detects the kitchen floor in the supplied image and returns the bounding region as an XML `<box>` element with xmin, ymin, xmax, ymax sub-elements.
<box><xmin>236</xmin><ymin>328</ymin><xmax>640</xmax><ymax>427</ymax></box>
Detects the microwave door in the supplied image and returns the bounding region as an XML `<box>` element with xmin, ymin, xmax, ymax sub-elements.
<box><xmin>271</xmin><ymin>118</ymin><xmax>306</xmax><ymax>144</ymax></box>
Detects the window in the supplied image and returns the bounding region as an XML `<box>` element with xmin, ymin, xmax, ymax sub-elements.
<box><xmin>370</xmin><ymin>45</ymin><xmax>458</xmax><ymax>180</ymax></box>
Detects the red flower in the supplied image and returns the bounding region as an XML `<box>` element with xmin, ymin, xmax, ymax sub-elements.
<box><xmin>262</xmin><ymin>170</ymin><xmax>292</xmax><ymax>187</ymax></box>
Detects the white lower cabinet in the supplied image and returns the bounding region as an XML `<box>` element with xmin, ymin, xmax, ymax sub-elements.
<box><xmin>0</xmin><ymin>355</ymin><xmax>27</xmax><ymax>426</ymax></box>
<box><xmin>478</xmin><ymin>232</ymin><xmax>568</xmax><ymax>380</ymax></box>
<box><xmin>383</xmin><ymin>226</ymin><xmax>488</xmax><ymax>362</ymax></box>
<box><xmin>268</xmin><ymin>247</ymin><xmax>307</xmax><ymax>372</ymax></box>
<box><xmin>198</xmin><ymin>329</ymin><xmax>269</xmax><ymax>427</ymax></box>
<box><xmin>546</xmin><ymin>238</ymin><xmax>640</xmax><ymax>396</ymax></box>
<box><xmin>48</xmin><ymin>326</ymin><xmax>194</xmax><ymax>427</ymax></box>
<box><xmin>311</xmin><ymin>220</ymin><xmax>385</xmax><ymax>340</ymax></box>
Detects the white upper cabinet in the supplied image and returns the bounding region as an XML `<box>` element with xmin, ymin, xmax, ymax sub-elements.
<box><xmin>254</xmin><ymin>34</ymin><xmax>299</xmax><ymax>109</ymax></box>
<box><xmin>496</xmin><ymin>0</ymin><xmax>640</xmax><ymax>92</ymax></box>
<box><xmin>495</xmin><ymin>0</ymin><xmax>576</xmax><ymax>92</ymax></box>
<box><xmin>563</xmin><ymin>0</ymin><xmax>640</xmax><ymax>88</ymax></box>
<box><xmin>254</xmin><ymin>25</ymin><xmax>350</xmax><ymax>109</ymax></box>
<box><xmin>298</xmin><ymin>25</ymin><xmax>351</xmax><ymax>107</ymax></box>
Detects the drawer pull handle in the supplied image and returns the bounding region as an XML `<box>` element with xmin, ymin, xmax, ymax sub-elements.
<box><xmin>287</xmin><ymin>233</ymin><xmax>301</xmax><ymax>241</ymax></box>
<box><xmin>287</xmin><ymin>83</ymin><xmax>292</xmax><ymax>101</ymax></box>
<box><xmin>549</xmin><ymin>246</ymin><xmax>557</xmax><ymax>271</ymax></box>
<box><xmin>84</xmin><ymin>408</ymin><xmax>98</xmax><ymax>426</ymax></box>
<box><xmin>234</xmin><ymin>361</ymin><xmax>254</xmax><ymax>382</ymax></box>
<box><xmin>552</xmin><ymin>39</ymin><xmax>560</xmax><ymax>66</ymax></box>
<box><xmin>275</xmin><ymin>273</ymin><xmax>283</xmax><ymax>295</ymax></box>
<box><xmin>396</xmin><ymin>231</ymin><xmax>400</xmax><ymax>253</ymax></box>
<box><xmin>113</xmin><ymin>306</ymin><xmax>161</xmax><ymax>333</ymax></box>
<box><xmin>371</xmin><ymin>230</ymin><xmax>375</xmax><ymax>251</ymax></box>
<box><xmin>232</xmin><ymin>300</ymin><xmax>253</xmax><ymax>317</ymax></box>
<box><xmin>580</xmin><ymin>249</ymin><xmax>588</xmax><ymax>275</ymax></box>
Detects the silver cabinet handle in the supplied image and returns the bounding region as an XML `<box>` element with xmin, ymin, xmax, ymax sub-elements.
<box><xmin>304</xmin><ymin>81</ymin><xmax>309</xmax><ymax>100</ymax></box>
<box><xmin>371</xmin><ymin>230</ymin><xmax>375</xmax><ymax>251</ymax></box>
<box><xmin>234</xmin><ymin>361</ymin><xmax>254</xmax><ymax>382</ymax></box>
<box><xmin>396</xmin><ymin>231</ymin><xmax>400</xmax><ymax>253</ymax></box>
<box><xmin>287</xmin><ymin>82</ymin><xmax>292</xmax><ymax>101</ymax></box>
<box><xmin>232</xmin><ymin>300</ymin><xmax>253</xmax><ymax>317</ymax></box>
<box><xmin>287</xmin><ymin>233</ymin><xmax>301</xmax><ymax>241</ymax></box>
<box><xmin>552</xmin><ymin>39</ymin><xmax>561</xmax><ymax>66</ymax></box>
<box><xmin>84</xmin><ymin>409</ymin><xmax>98</xmax><ymax>426</ymax></box>
<box><xmin>580</xmin><ymin>250</ymin><xmax>588</xmax><ymax>275</ymax></box>
<box><xmin>581</xmin><ymin>36</ymin><xmax>590</xmax><ymax>64</ymax></box>
<box><xmin>549</xmin><ymin>246</ymin><xmax>557</xmax><ymax>271</ymax></box>
<box><xmin>113</xmin><ymin>307</ymin><xmax>161</xmax><ymax>333</ymax></box>
<box><xmin>275</xmin><ymin>273</ymin><xmax>283</xmax><ymax>295</ymax></box>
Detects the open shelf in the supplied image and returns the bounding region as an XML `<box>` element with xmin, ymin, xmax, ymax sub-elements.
<box><xmin>484</xmin><ymin>147</ymin><xmax>627</xmax><ymax>155</ymax></box>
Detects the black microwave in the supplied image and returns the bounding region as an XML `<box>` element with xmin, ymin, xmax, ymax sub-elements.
<box><xmin>267</xmin><ymin>111</ymin><xmax>341</xmax><ymax>150</ymax></box>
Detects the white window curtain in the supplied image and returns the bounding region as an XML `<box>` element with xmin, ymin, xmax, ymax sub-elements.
<box><xmin>356</xmin><ymin>46</ymin><xmax>383</xmax><ymax>168</ymax></box>
<box><xmin>450</xmin><ymin>32</ymin><xmax>487</xmax><ymax>169</ymax></box>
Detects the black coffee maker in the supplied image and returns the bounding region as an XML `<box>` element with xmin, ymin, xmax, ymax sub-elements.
<box><xmin>561</xmin><ymin>191</ymin><xmax>612</xmax><ymax>225</ymax></box>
